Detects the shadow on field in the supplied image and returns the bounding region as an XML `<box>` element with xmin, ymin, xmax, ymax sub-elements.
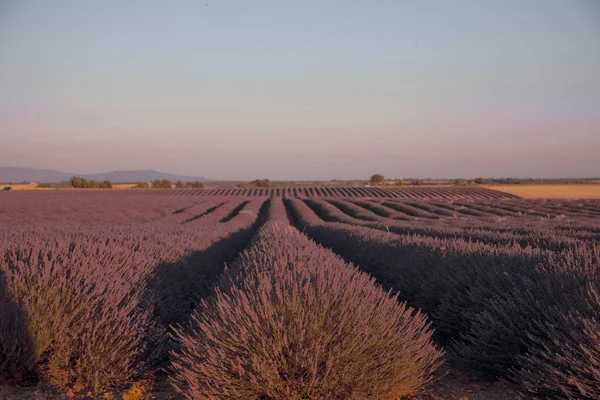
<box><xmin>143</xmin><ymin>200</ymin><xmax>269</xmax><ymax>368</ymax></box>
<box><xmin>147</xmin><ymin>228</ymin><xmax>256</xmax><ymax>328</ymax></box>
<box><xmin>0</xmin><ymin>272</ymin><xmax>36</xmax><ymax>384</ymax></box>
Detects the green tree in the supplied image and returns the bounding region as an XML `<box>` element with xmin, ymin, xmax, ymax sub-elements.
<box><xmin>186</xmin><ymin>181</ymin><xmax>205</xmax><ymax>188</ymax></box>
<box><xmin>152</xmin><ymin>179</ymin><xmax>172</xmax><ymax>189</ymax></box>
<box><xmin>69</xmin><ymin>176</ymin><xmax>87</xmax><ymax>188</ymax></box>
<box><xmin>245</xmin><ymin>179</ymin><xmax>271</xmax><ymax>188</ymax></box>
<box><xmin>474</xmin><ymin>177</ymin><xmax>493</xmax><ymax>185</ymax></box>
<box><xmin>370</xmin><ymin>174</ymin><xmax>384</xmax><ymax>186</ymax></box>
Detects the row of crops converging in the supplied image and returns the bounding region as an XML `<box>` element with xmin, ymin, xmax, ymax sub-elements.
<box><xmin>129</xmin><ymin>185</ymin><xmax>519</xmax><ymax>199</ymax></box>
<box><xmin>0</xmin><ymin>191</ymin><xmax>599</xmax><ymax>399</ymax></box>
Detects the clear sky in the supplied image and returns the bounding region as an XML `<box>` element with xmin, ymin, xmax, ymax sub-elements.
<box><xmin>1</xmin><ymin>0</ymin><xmax>599</xmax><ymax>180</ymax></box>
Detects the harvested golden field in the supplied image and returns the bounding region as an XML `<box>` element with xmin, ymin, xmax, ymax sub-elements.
<box><xmin>485</xmin><ymin>184</ymin><xmax>600</xmax><ymax>199</ymax></box>
<box><xmin>113</xmin><ymin>183</ymin><xmax>137</xmax><ymax>189</ymax></box>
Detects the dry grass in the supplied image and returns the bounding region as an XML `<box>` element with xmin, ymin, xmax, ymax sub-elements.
<box><xmin>113</xmin><ymin>183</ymin><xmax>137</xmax><ymax>189</ymax></box>
<box><xmin>485</xmin><ymin>184</ymin><xmax>600</xmax><ymax>199</ymax></box>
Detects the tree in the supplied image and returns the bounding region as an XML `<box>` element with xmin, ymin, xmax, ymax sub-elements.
<box><xmin>245</xmin><ymin>179</ymin><xmax>271</xmax><ymax>188</ymax></box>
<box><xmin>70</xmin><ymin>176</ymin><xmax>87</xmax><ymax>188</ymax></box>
<box><xmin>152</xmin><ymin>179</ymin><xmax>172</xmax><ymax>189</ymax></box>
<box><xmin>370</xmin><ymin>174</ymin><xmax>384</xmax><ymax>186</ymax></box>
<box><xmin>186</xmin><ymin>181</ymin><xmax>205</xmax><ymax>188</ymax></box>
<box><xmin>174</xmin><ymin>180</ymin><xmax>204</xmax><ymax>189</ymax></box>
<box><xmin>69</xmin><ymin>176</ymin><xmax>112</xmax><ymax>189</ymax></box>
<box><xmin>134</xmin><ymin>182</ymin><xmax>150</xmax><ymax>189</ymax></box>
<box><xmin>474</xmin><ymin>177</ymin><xmax>493</xmax><ymax>185</ymax></box>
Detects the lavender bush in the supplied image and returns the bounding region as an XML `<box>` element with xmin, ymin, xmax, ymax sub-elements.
<box><xmin>170</xmin><ymin>223</ymin><xmax>442</xmax><ymax>399</ymax></box>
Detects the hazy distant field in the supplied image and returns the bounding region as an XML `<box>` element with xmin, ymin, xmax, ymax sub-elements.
<box><xmin>5</xmin><ymin>183</ymin><xmax>600</xmax><ymax>200</ymax></box>
<box><xmin>487</xmin><ymin>184</ymin><xmax>600</xmax><ymax>199</ymax></box>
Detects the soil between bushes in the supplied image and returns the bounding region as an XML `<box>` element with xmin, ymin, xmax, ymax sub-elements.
<box><xmin>0</xmin><ymin>371</ymin><xmax>518</xmax><ymax>400</ymax></box>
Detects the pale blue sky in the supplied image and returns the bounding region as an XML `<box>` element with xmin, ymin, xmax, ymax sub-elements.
<box><xmin>1</xmin><ymin>0</ymin><xmax>599</xmax><ymax>180</ymax></box>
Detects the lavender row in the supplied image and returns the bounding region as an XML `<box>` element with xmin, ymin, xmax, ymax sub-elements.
<box><xmin>170</xmin><ymin>198</ymin><xmax>442</xmax><ymax>399</ymax></box>
<box><xmin>285</xmin><ymin>197</ymin><xmax>600</xmax><ymax>399</ymax></box>
<box><xmin>126</xmin><ymin>185</ymin><xmax>518</xmax><ymax>199</ymax></box>
<box><xmin>0</xmin><ymin>194</ymin><xmax>268</xmax><ymax>392</ymax></box>
<box><xmin>304</xmin><ymin>198</ymin><xmax>597</xmax><ymax>251</ymax></box>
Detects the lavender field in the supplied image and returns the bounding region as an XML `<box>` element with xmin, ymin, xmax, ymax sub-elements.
<box><xmin>1</xmin><ymin>188</ymin><xmax>599</xmax><ymax>399</ymax></box>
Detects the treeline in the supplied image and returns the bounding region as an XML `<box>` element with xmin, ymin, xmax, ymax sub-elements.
<box><xmin>69</xmin><ymin>177</ymin><xmax>206</xmax><ymax>190</ymax></box>
<box><xmin>175</xmin><ymin>180</ymin><xmax>204</xmax><ymax>188</ymax></box>
<box><xmin>368</xmin><ymin>174</ymin><xmax>598</xmax><ymax>186</ymax></box>
<box><xmin>490</xmin><ymin>177</ymin><xmax>598</xmax><ymax>184</ymax></box>
<box><xmin>370</xmin><ymin>174</ymin><xmax>483</xmax><ymax>186</ymax></box>
<box><xmin>461</xmin><ymin>177</ymin><xmax>594</xmax><ymax>185</ymax></box>
<box><xmin>69</xmin><ymin>176</ymin><xmax>112</xmax><ymax>189</ymax></box>
<box><xmin>133</xmin><ymin>180</ymin><xmax>205</xmax><ymax>189</ymax></box>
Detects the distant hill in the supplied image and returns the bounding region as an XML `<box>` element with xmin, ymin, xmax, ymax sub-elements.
<box><xmin>83</xmin><ymin>170</ymin><xmax>211</xmax><ymax>183</ymax></box>
<box><xmin>0</xmin><ymin>167</ymin><xmax>74</xmax><ymax>183</ymax></box>
<box><xmin>0</xmin><ymin>167</ymin><xmax>211</xmax><ymax>183</ymax></box>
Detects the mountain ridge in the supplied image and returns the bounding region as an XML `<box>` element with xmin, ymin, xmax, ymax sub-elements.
<box><xmin>0</xmin><ymin>167</ymin><xmax>212</xmax><ymax>183</ymax></box>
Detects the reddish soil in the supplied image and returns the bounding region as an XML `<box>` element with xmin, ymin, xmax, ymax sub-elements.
<box><xmin>0</xmin><ymin>373</ymin><xmax>519</xmax><ymax>400</ymax></box>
